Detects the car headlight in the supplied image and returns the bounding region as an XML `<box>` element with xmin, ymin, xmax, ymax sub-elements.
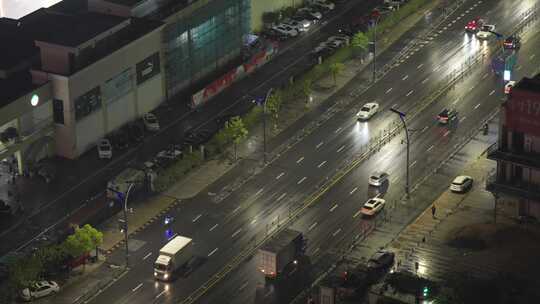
<box><xmin>164</xmin><ymin>274</ymin><xmax>169</xmax><ymax>279</ymax></box>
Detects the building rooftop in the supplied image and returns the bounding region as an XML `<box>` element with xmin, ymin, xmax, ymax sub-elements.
<box><xmin>21</xmin><ymin>8</ymin><xmax>128</xmax><ymax>48</ymax></box>
<box><xmin>514</xmin><ymin>74</ymin><xmax>540</xmax><ymax>94</ymax></box>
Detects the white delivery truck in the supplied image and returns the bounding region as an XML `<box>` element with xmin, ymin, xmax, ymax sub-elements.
<box><xmin>257</xmin><ymin>229</ymin><xmax>305</xmax><ymax>279</ymax></box>
<box><xmin>154</xmin><ymin>236</ymin><xmax>193</xmax><ymax>281</ymax></box>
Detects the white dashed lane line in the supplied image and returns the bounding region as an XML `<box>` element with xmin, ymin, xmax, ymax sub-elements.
<box><xmin>276</xmin><ymin>193</ymin><xmax>287</xmax><ymax>202</ymax></box>
<box><xmin>142</xmin><ymin>252</ymin><xmax>152</xmax><ymax>260</ymax></box>
<box><xmin>402</xmin><ymin>75</ymin><xmax>409</xmax><ymax>80</ymax></box>
<box><xmin>417</xmin><ymin>63</ymin><xmax>424</xmax><ymax>69</ymax></box>
<box><xmin>335</xmin><ymin>127</ymin><xmax>342</xmax><ymax>133</ymax></box>
<box><xmin>231</xmin><ymin>229</ymin><xmax>242</xmax><ymax>238</ymax></box>
<box><xmin>209</xmin><ymin>224</ymin><xmax>219</xmax><ymax>232</ymax></box>
<box><xmin>132</xmin><ymin>283</ymin><xmax>143</xmax><ymax>293</ymax></box>
<box><xmin>482</xmin><ymin>73</ymin><xmax>488</xmax><ymax>79</ymax></box>
<box><xmin>421</xmin><ymin>125</ymin><xmax>429</xmax><ymax>133</ymax></box>
<box><xmin>276</xmin><ymin>172</ymin><xmax>285</xmax><ymax>179</ymax></box>
<box><xmin>489</xmin><ymin>90</ymin><xmax>495</xmax><ymax>96</ymax></box>
<box><xmin>350</xmin><ymin>187</ymin><xmax>358</xmax><ymax>195</ymax></box>
<box><xmin>296</xmin><ymin>156</ymin><xmax>304</xmax><ymax>164</ymax></box>
<box><xmin>208</xmin><ymin>248</ymin><xmax>219</xmax><ymax>257</ymax></box>
<box><xmin>317</xmin><ymin>161</ymin><xmax>327</xmax><ymax>168</ymax></box>
<box><xmin>316</xmin><ymin>141</ymin><xmax>324</xmax><ymax>149</ymax></box>
<box><xmin>421</xmin><ymin>77</ymin><xmax>429</xmax><ymax>84</ymax></box>
<box><xmin>337</xmin><ymin>145</ymin><xmax>345</xmax><ymax>153</ymax></box>
<box><xmin>255</xmin><ymin>188</ymin><xmax>264</xmax><ymax>196</ymax></box>
<box><xmin>353</xmin><ymin>209</ymin><xmax>362</xmax><ymax>218</ymax></box>
<box><xmin>332</xmin><ymin>228</ymin><xmax>342</xmax><ymax>237</ymax></box>
<box><xmin>385</xmin><ymin>88</ymin><xmax>393</xmax><ymax>94</ymax></box>
<box><xmin>427</xmin><ymin>145</ymin><xmax>434</xmax><ymax>152</ymax></box>
<box><xmin>329</xmin><ymin>203</ymin><xmax>339</xmax><ymax>212</ymax></box>
<box><xmin>308</xmin><ymin>222</ymin><xmax>318</xmax><ymax>231</ymax></box>
<box><xmin>297</xmin><ymin>177</ymin><xmax>307</xmax><ymax>185</ymax></box>
<box><xmin>443</xmin><ymin>130</ymin><xmax>451</xmax><ymax>137</ymax></box>
<box><xmin>406</xmin><ymin>90</ymin><xmax>414</xmax><ymax>97</ymax></box>
<box><xmin>409</xmin><ymin>160</ymin><xmax>417</xmax><ymax>168</ymax></box>
<box><xmin>459</xmin><ymin>116</ymin><xmax>467</xmax><ymax>123</ymax></box>
<box><xmin>192</xmin><ymin>214</ymin><xmax>202</xmax><ymax>222</ymax></box>
<box><xmin>474</xmin><ymin>103</ymin><xmax>481</xmax><ymax>110</ymax></box>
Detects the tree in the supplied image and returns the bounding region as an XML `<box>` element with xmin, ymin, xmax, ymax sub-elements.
<box><xmin>227</xmin><ymin>116</ymin><xmax>248</xmax><ymax>161</ymax></box>
<box><xmin>329</xmin><ymin>62</ymin><xmax>345</xmax><ymax>86</ymax></box>
<box><xmin>351</xmin><ymin>31</ymin><xmax>369</xmax><ymax>58</ymax></box>
<box><xmin>265</xmin><ymin>90</ymin><xmax>283</xmax><ymax>130</ymax></box>
<box><xmin>35</xmin><ymin>245</ymin><xmax>68</xmax><ymax>276</ymax></box>
<box><xmin>63</xmin><ymin>224</ymin><xmax>103</xmax><ymax>270</ymax></box>
<box><xmin>9</xmin><ymin>256</ymin><xmax>43</xmax><ymax>290</ymax></box>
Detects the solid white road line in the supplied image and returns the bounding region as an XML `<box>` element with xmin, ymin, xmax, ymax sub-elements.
<box><xmin>297</xmin><ymin>156</ymin><xmax>304</xmax><ymax>164</ymax></box>
<box><xmin>132</xmin><ymin>283</ymin><xmax>143</xmax><ymax>292</ymax></box>
<box><xmin>329</xmin><ymin>204</ymin><xmax>338</xmax><ymax>212</ymax></box>
<box><xmin>318</xmin><ymin>161</ymin><xmax>327</xmax><ymax>168</ymax></box>
<box><xmin>337</xmin><ymin>145</ymin><xmax>345</xmax><ymax>153</ymax></box>
<box><xmin>192</xmin><ymin>214</ymin><xmax>202</xmax><ymax>222</ymax></box>
<box><xmin>308</xmin><ymin>222</ymin><xmax>318</xmax><ymax>231</ymax></box>
<box><xmin>297</xmin><ymin>177</ymin><xmax>307</xmax><ymax>185</ymax></box>
<box><xmin>208</xmin><ymin>248</ymin><xmax>219</xmax><ymax>257</ymax></box>
<box><xmin>209</xmin><ymin>224</ymin><xmax>219</xmax><ymax>231</ymax></box>
<box><xmin>350</xmin><ymin>187</ymin><xmax>358</xmax><ymax>195</ymax></box>
<box><xmin>232</xmin><ymin>229</ymin><xmax>242</xmax><ymax>238</ymax></box>
<box><xmin>276</xmin><ymin>172</ymin><xmax>285</xmax><ymax>179</ymax></box>
<box><xmin>142</xmin><ymin>252</ymin><xmax>152</xmax><ymax>260</ymax></box>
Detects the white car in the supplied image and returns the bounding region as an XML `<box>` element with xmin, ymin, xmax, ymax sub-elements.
<box><xmin>272</xmin><ymin>25</ymin><xmax>299</xmax><ymax>37</ymax></box>
<box><xmin>282</xmin><ymin>19</ymin><xmax>310</xmax><ymax>32</ymax></box>
<box><xmin>360</xmin><ymin>198</ymin><xmax>386</xmax><ymax>216</ymax></box>
<box><xmin>21</xmin><ymin>281</ymin><xmax>60</xmax><ymax>301</ymax></box>
<box><xmin>476</xmin><ymin>24</ymin><xmax>495</xmax><ymax>39</ymax></box>
<box><xmin>504</xmin><ymin>80</ymin><xmax>515</xmax><ymax>94</ymax></box>
<box><xmin>157</xmin><ymin>148</ymin><xmax>182</xmax><ymax>160</ymax></box>
<box><xmin>450</xmin><ymin>175</ymin><xmax>473</xmax><ymax>193</ymax></box>
<box><xmin>369</xmin><ymin>172</ymin><xmax>389</xmax><ymax>187</ymax></box>
<box><xmin>143</xmin><ymin>113</ymin><xmax>160</xmax><ymax>132</ymax></box>
<box><xmin>326</xmin><ymin>34</ymin><xmax>350</xmax><ymax>47</ymax></box>
<box><xmin>290</xmin><ymin>16</ymin><xmax>312</xmax><ymax>30</ymax></box>
<box><xmin>97</xmin><ymin>139</ymin><xmax>112</xmax><ymax>159</ymax></box>
<box><xmin>309</xmin><ymin>0</ymin><xmax>335</xmax><ymax>11</ymax></box>
<box><xmin>356</xmin><ymin>102</ymin><xmax>380</xmax><ymax>120</ymax></box>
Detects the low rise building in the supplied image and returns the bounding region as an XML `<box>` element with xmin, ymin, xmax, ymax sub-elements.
<box><xmin>487</xmin><ymin>74</ymin><xmax>540</xmax><ymax>219</ymax></box>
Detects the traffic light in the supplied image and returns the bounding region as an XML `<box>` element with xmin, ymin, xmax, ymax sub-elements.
<box><xmin>422</xmin><ymin>286</ymin><xmax>430</xmax><ymax>298</ymax></box>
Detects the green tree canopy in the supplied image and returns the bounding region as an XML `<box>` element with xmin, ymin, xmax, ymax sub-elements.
<box><xmin>351</xmin><ymin>31</ymin><xmax>369</xmax><ymax>51</ymax></box>
<box><xmin>227</xmin><ymin>116</ymin><xmax>248</xmax><ymax>160</ymax></box>
<box><xmin>63</xmin><ymin>224</ymin><xmax>103</xmax><ymax>258</ymax></box>
<box><xmin>266</xmin><ymin>90</ymin><xmax>283</xmax><ymax>127</ymax></box>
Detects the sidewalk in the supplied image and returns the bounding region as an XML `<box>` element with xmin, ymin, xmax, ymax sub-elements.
<box><xmin>22</xmin><ymin>0</ymin><xmax>461</xmax><ymax>303</ymax></box>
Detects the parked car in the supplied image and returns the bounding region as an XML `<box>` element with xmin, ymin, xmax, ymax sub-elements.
<box><xmin>369</xmin><ymin>172</ymin><xmax>389</xmax><ymax>187</ymax></box>
<box><xmin>97</xmin><ymin>138</ymin><xmax>112</xmax><ymax>159</ymax></box>
<box><xmin>297</xmin><ymin>7</ymin><xmax>323</xmax><ymax>21</ymax></box>
<box><xmin>142</xmin><ymin>113</ymin><xmax>160</xmax><ymax>132</ymax></box>
<box><xmin>261</xmin><ymin>28</ymin><xmax>289</xmax><ymax>41</ymax></box>
<box><xmin>450</xmin><ymin>175</ymin><xmax>473</xmax><ymax>193</ymax></box>
<box><xmin>504</xmin><ymin>80</ymin><xmax>516</xmax><ymax>95</ymax></box>
<box><xmin>308</xmin><ymin>0</ymin><xmax>335</xmax><ymax>11</ymax></box>
<box><xmin>476</xmin><ymin>24</ymin><xmax>495</xmax><ymax>39</ymax></box>
<box><xmin>356</xmin><ymin>102</ymin><xmax>380</xmax><ymax>120</ymax></box>
<box><xmin>367</xmin><ymin>250</ymin><xmax>395</xmax><ymax>270</ymax></box>
<box><xmin>503</xmin><ymin>35</ymin><xmax>521</xmax><ymax>49</ymax></box>
<box><xmin>20</xmin><ymin>280</ymin><xmax>60</xmax><ymax>301</ymax></box>
<box><xmin>437</xmin><ymin>108</ymin><xmax>457</xmax><ymax>124</ymax></box>
<box><xmin>272</xmin><ymin>25</ymin><xmax>299</xmax><ymax>37</ymax></box>
<box><xmin>360</xmin><ymin>198</ymin><xmax>386</xmax><ymax>216</ymax></box>
<box><xmin>183</xmin><ymin>130</ymin><xmax>213</xmax><ymax>146</ymax></box>
<box><xmin>282</xmin><ymin>19</ymin><xmax>310</xmax><ymax>32</ymax></box>
<box><xmin>128</xmin><ymin>123</ymin><xmax>144</xmax><ymax>143</ymax></box>
<box><xmin>290</xmin><ymin>15</ymin><xmax>313</xmax><ymax>29</ymax></box>
<box><xmin>326</xmin><ymin>34</ymin><xmax>350</xmax><ymax>47</ymax></box>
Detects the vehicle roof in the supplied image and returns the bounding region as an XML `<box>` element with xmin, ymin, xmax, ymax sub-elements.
<box><xmin>261</xmin><ymin>229</ymin><xmax>302</xmax><ymax>252</ymax></box>
<box><xmin>371</xmin><ymin>171</ymin><xmax>387</xmax><ymax>177</ymax></box>
<box><xmin>453</xmin><ymin>175</ymin><xmax>471</xmax><ymax>183</ymax></box>
<box><xmin>363</xmin><ymin>102</ymin><xmax>378</xmax><ymax>107</ymax></box>
<box><xmin>364</xmin><ymin>198</ymin><xmax>384</xmax><ymax>207</ymax></box>
<box><xmin>160</xmin><ymin>236</ymin><xmax>192</xmax><ymax>255</ymax></box>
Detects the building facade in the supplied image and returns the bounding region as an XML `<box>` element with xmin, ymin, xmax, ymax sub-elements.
<box><xmin>487</xmin><ymin>74</ymin><xmax>540</xmax><ymax>219</ymax></box>
<box><xmin>89</xmin><ymin>0</ymin><xmax>251</xmax><ymax>98</ymax></box>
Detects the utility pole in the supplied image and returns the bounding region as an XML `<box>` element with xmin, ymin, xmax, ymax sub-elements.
<box><xmin>390</xmin><ymin>108</ymin><xmax>410</xmax><ymax>198</ymax></box>
<box><xmin>108</xmin><ymin>182</ymin><xmax>136</xmax><ymax>268</ymax></box>
<box><xmin>263</xmin><ymin>88</ymin><xmax>273</xmax><ymax>164</ymax></box>
<box><xmin>370</xmin><ymin>10</ymin><xmax>381</xmax><ymax>82</ymax></box>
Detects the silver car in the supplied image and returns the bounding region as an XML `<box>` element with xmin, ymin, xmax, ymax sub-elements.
<box><xmin>369</xmin><ymin>171</ymin><xmax>389</xmax><ymax>187</ymax></box>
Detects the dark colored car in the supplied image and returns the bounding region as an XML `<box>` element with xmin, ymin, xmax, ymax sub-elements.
<box><xmin>367</xmin><ymin>250</ymin><xmax>395</xmax><ymax>270</ymax></box>
<box><xmin>112</xmin><ymin>130</ymin><xmax>129</xmax><ymax>150</ymax></box>
<box><xmin>437</xmin><ymin>108</ymin><xmax>458</xmax><ymax>124</ymax></box>
<box><xmin>261</xmin><ymin>28</ymin><xmax>289</xmax><ymax>41</ymax></box>
<box><xmin>0</xmin><ymin>200</ymin><xmax>14</xmax><ymax>215</ymax></box>
<box><xmin>183</xmin><ymin>130</ymin><xmax>213</xmax><ymax>146</ymax></box>
<box><xmin>128</xmin><ymin>123</ymin><xmax>144</xmax><ymax>143</ymax></box>
<box><xmin>503</xmin><ymin>35</ymin><xmax>521</xmax><ymax>49</ymax></box>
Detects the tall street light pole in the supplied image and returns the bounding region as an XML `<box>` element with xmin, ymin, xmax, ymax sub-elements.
<box><xmin>370</xmin><ymin>11</ymin><xmax>381</xmax><ymax>82</ymax></box>
<box><xmin>108</xmin><ymin>182</ymin><xmax>136</xmax><ymax>268</ymax></box>
<box><xmin>390</xmin><ymin>108</ymin><xmax>410</xmax><ymax>198</ymax></box>
<box><xmin>263</xmin><ymin>88</ymin><xmax>273</xmax><ymax>164</ymax></box>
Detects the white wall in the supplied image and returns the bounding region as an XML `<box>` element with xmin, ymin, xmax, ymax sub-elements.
<box><xmin>0</xmin><ymin>0</ymin><xmax>62</xmax><ymax>19</ymax></box>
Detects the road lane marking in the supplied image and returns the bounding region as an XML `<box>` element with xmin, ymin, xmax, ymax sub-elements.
<box><xmin>474</xmin><ymin>103</ymin><xmax>481</xmax><ymax>109</ymax></box>
<box><xmin>209</xmin><ymin>224</ymin><xmax>219</xmax><ymax>231</ymax></box>
<box><xmin>232</xmin><ymin>228</ymin><xmax>242</xmax><ymax>238</ymax></box>
<box><xmin>192</xmin><ymin>214</ymin><xmax>202</xmax><ymax>222</ymax></box>
<box><xmin>208</xmin><ymin>248</ymin><xmax>219</xmax><ymax>257</ymax></box>
<box><xmin>489</xmin><ymin>90</ymin><xmax>495</xmax><ymax>96</ymax></box>
<box><xmin>402</xmin><ymin>75</ymin><xmax>409</xmax><ymax>80</ymax></box>
<box><xmin>296</xmin><ymin>156</ymin><xmax>304</xmax><ymax>164</ymax></box>
<box><xmin>482</xmin><ymin>73</ymin><xmax>488</xmax><ymax>79</ymax></box>
<box><xmin>276</xmin><ymin>172</ymin><xmax>285</xmax><ymax>179</ymax></box>
<box><xmin>353</xmin><ymin>209</ymin><xmax>362</xmax><ymax>218</ymax></box>
<box><xmin>452</xmin><ymin>98</ymin><xmax>460</xmax><ymax>105</ymax></box>
<box><xmin>337</xmin><ymin>145</ymin><xmax>345</xmax><ymax>153</ymax></box>
<box><xmin>410</xmin><ymin>160</ymin><xmax>417</xmax><ymax>168</ymax></box>
<box><xmin>329</xmin><ymin>203</ymin><xmax>339</xmax><ymax>212</ymax></box>
<box><xmin>530</xmin><ymin>54</ymin><xmax>536</xmax><ymax>60</ymax></box>
<box><xmin>238</xmin><ymin>281</ymin><xmax>248</xmax><ymax>291</ymax></box>
<box><xmin>297</xmin><ymin>177</ymin><xmax>307</xmax><ymax>184</ymax></box>
<box><xmin>385</xmin><ymin>88</ymin><xmax>393</xmax><ymax>94</ymax></box>
<box><xmin>421</xmin><ymin>77</ymin><xmax>429</xmax><ymax>84</ymax></box>
<box><xmin>232</xmin><ymin>205</ymin><xmax>241</xmax><ymax>214</ymax></box>
<box><xmin>250</xmin><ymin>218</ymin><xmax>257</xmax><ymax>225</ymax></box>
<box><xmin>443</xmin><ymin>130</ymin><xmax>451</xmax><ymax>137</ymax></box>
<box><xmin>155</xmin><ymin>290</ymin><xmax>166</xmax><ymax>300</ymax></box>
<box><xmin>350</xmin><ymin>187</ymin><xmax>358</xmax><ymax>195</ymax></box>
<box><xmin>132</xmin><ymin>283</ymin><xmax>143</xmax><ymax>292</ymax></box>
<box><xmin>313</xmin><ymin>247</ymin><xmax>320</xmax><ymax>255</ymax></box>
<box><xmin>316</xmin><ymin>141</ymin><xmax>324</xmax><ymax>149</ymax></box>
<box><xmin>427</xmin><ymin>145</ymin><xmax>434</xmax><ymax>152</ymax></box>
<box><xmin>317</xmin><ymin>161</ymin><xmax>327</xmax><ymax>168</ymax></box>
<box><xmin>142</xmin><ymin>252</ymin><xmax>152</xmax><ymax>260</ymax></box>
<box><xmin>417</xmin><ymin>63</ymin><xmax>423</xmax><ymax>69</ymax></box>
<box><xmin>406</xmin><ymin>90</ymin><xmax>414</xmax><ymax>96</ymax></box>
<box><xmin>277</xmin><ymin>193</ymin><xmax>287</xmax><ymax>201</ymax></box>
<box><xmin>421</xmin><ymin>125</ymin><xmax>429</xmax><ymax>133</ymax></box>
<box><xmin>308</xmin><ymin>222</ymin><xmax>318</xmax><ymax>231</ymax></box>
<box><xmin>255</xmin><ymin>188</ymin><xmax>264</xmax><ymax>196</ymax></box>
<box><xmin>332</xmin><ymin>228</ymin><xmax>342</xmax><ymax>237</ymax></box>
<box><xmin>459</xmin><ymin>116</ymin><xmax>467</xmax><ymax>123</ymax></box>
<box><xmin>335</xmin><ymin>127</ymin><xmax>342</xmax><ymax>133</ymax></box>
<box><xmin>468</xmin><ymin>86</ymin><xmax>475</xmax><ymax>92</ymax></box>
<box><xmin>392</xmin><ymin>103</ymin><xmax>398</xmax><ymax>108</ymax></box>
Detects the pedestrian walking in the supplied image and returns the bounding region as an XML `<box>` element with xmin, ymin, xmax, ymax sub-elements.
<box><xmin>431</xmin><ymin>204</ymin><xmax>437</xmax><ymax>219</ymax></box>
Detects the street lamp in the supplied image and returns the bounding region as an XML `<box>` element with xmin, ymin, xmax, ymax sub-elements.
<box><xmin>263</xmin><ymin>88</ymin><xmax>274</xmax><ymax>164</ymax></box>
<box><xmin>390</xmin><ymin>108</ymin><xmax>410</xmax><ymax>198</ymax></box>
<box><xmin>108</xmin><ymin>182</ymin><xmax>136</xmax><ymax>268</ymax></box>
<box><xmin>370</xmin><ymin>10</ymin><xmax>381</xmax><ymax>82</ymax></box>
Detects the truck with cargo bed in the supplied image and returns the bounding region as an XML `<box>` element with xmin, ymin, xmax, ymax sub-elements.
<box><xmin>154</xmin><ymin>236</ymin><xmax>193</xmax><ymax>281</ymax></box>
<box><xmin>257</xmin><ymin>229</ymin><xmax>305</xmax><ymax>279</ymax></box>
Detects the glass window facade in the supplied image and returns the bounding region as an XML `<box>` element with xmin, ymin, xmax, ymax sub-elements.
<box><xmin>163</xmin><ymin>0</ymin><xmax>250</xmax><ymax>95</ymax></box>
